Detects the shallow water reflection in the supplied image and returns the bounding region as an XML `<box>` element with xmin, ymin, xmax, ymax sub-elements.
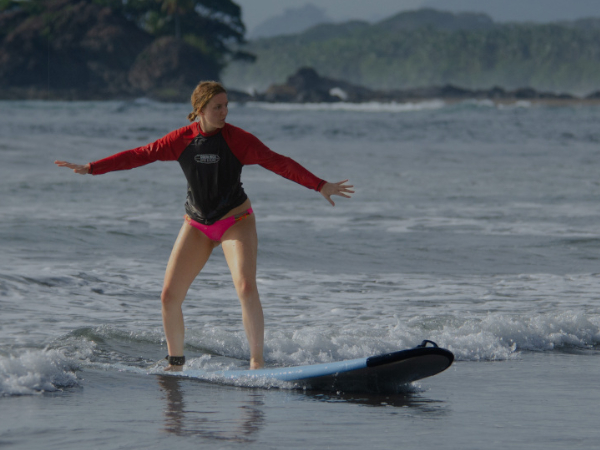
<box><xmin>301</xmin><ymin>389</ymin><xmax>449</xmax><ymax>416</ymax></box>
<box><xmin>158</xmin><ymin>376</ymin><xmax>265</xmax><ymax>442</ymax></box>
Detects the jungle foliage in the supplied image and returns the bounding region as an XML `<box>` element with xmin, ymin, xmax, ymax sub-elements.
<box><xmin>223</xmin><ymin>12</ymin><xmax>600</xmax><ymax>95</ymax></box>
<box><xmin>0</xmin><ymin>0</ymin><xmax>254</xmax><ymax>70</ymax></box>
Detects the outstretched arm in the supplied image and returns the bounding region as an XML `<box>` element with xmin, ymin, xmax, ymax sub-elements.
<box><xmin>54</xmin><ymin>160</ymin><xmax>90</xmax><ymax>175</ymax></box>
<box><xmin>54</xmin><ymin>124</ymin><xmax>198</xmax><ymax>176</ymax></box>
<box><xmin>320</xmin><ymin>180</ymin><xmax>354</xmax><ymax>206</ymax></box>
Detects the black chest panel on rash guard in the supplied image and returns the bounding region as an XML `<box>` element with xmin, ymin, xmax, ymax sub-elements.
<box><xmin>177</xmin><ymin>132</ymin><xmax>247</xmax><ymax>225</ymax></box>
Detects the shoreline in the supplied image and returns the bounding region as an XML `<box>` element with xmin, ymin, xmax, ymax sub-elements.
<box><xmin>2</xmin><ymin>93</ymin><xmax>600</xmax><ymax>107</ymax></box>
<box><xmin>3</xmin><ymin>68</ymin><xmax>599</xmax><ymax>106</ymax></box>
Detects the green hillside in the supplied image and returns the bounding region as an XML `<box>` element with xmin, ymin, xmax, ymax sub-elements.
<box><xmin>223</xmin><ymin>9</ymin><xmax>600</xmax><ymax>95</ymax></box>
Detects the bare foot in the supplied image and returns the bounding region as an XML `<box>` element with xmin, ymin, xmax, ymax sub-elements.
<box><xmin>250</xmin><ymin>358</ymin><xmax>265</xmax><ymax>370</ymax></box>
<box><xmin>164</xmin><ymin>364</ymin><xmax>183</xmax><ymax>372</ymax></box>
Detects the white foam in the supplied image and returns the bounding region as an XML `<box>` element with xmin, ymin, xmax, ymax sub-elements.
<box><xmin>497</xmin><ymin>100</ymin><xmax>533</xmax><ymax>109</ymax></box>
<box><xmin>25</xmin><ymin>306</ymin><xmax>597</xmax><ymax>390</ymax></box>
<box><xmin>257</xmin><ymin>309</ymin><xmax>600</xmax><ymax>364</ymax></box>
<box><xmin>459</xmin><ymin>99</ymin><xmax>497</xmax><ymax>108</ymax></box>
<box><xmin>0</xmin><ymin>349</ymin><xmax>79</xmax><ymax>396</ymax></box>
<box><xmin>248</xmin><ymin>100</ymin><xmax>447</xmax><ymax>113</ymax></box>
<box><xmin>329</xmin><ymin>87</ymin><xmax>349</xmax><ymax>101</ymax></box>
<box><xmin>434</xmin><ymin>311</ymin><xmax>600</xmax><ymax>361</ymax></box>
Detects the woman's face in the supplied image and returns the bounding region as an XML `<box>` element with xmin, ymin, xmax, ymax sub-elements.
<box><xmin>199</xmin><ymin>92</ymin><xmax>228</xmax><ymax>132</ymax></box>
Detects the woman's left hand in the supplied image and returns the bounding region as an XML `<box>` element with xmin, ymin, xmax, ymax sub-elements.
<box><xmin>320</xmin><ymin>180</ymin><xmax>354</xmax><ymax>206</ymax></box>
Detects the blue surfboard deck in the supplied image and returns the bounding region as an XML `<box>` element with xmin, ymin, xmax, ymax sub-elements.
<box><xmin>175</xmin><ymin>340</ymin><xmax>454</xmax><ymax>392</ymax></box>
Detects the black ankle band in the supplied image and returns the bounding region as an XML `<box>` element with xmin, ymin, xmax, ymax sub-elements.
<box><xmin>166</xmin><ymin>355</ymin><xmax>186</xmax><ymax>366</ymax></box>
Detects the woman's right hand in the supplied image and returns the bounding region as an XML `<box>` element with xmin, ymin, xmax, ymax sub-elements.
<box><xmin>54</xmin><ymin>160</ymin><xmax>91</xmax><ymax>175</ymax></box>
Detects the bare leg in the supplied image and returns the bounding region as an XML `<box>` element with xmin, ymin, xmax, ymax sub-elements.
<box><xmin>162</xmin><ymin>221</ymin><xmax>217</xmax><ymax>371</ymax></box>
<box><xmin>221</xmin><ymin>214</ymin><xmax>265</xmax><ymax>369</ymax></box>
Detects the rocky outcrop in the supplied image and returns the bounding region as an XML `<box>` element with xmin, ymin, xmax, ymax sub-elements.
<box><xmin>261</xmin><ymin>67</ymin><xmax>374</xmax><ymax>103</ymax></box>
<box><xmin>0</xmin><ymin>0</ymin><xmax>152</xmax><ymax>99</ymax></box>
<box><xmin>586</xmin><ymin>91</ymin><xmax>600</xmax><ymax>99</ymax></box>
<box><xmin>0</xmin><ymin>0</ymin><xmax>222</xmax><ymax>101</ymax></box>
<box><xmin>255</xmin><ymin>67</ymin><xmax>581</xmax><ymax>103</ymax></box>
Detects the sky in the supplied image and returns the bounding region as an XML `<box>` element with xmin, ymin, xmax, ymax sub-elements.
<box><xmin>235</xmin><ymin>0</ymin><xmax>600</xmax><ymax>32</ymax></box>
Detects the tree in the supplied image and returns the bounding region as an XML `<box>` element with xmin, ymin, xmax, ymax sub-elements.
<box><xmin>1</xmin><ymin>0</ymin><xmax>254</xmax><ymax>70</ymax></box>
<box><xmin>157</xmin><ymin>0</ymin><xmax>194</xmax><ymax>40</ymax></box>
<box><xmin>113</xmin><ymin>0</ymin><xmax>255</xmax><ymax>70</ymax></box>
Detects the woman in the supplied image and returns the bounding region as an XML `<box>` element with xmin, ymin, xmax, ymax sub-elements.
<box><xmin>55</xmin><ymin>81</ymin><xmax>353</xmax><ymax>371</ymax></box>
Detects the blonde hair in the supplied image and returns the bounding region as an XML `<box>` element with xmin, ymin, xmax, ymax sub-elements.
<box><xmin>188</xmin><ymin>81</ymin><xmax>227</xmax><ymax>122</ymax></box>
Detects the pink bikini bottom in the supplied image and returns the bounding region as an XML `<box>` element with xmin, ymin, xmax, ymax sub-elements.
<box><xmin>185</xmin><ymin>208</ymin><xmax>253</xmax><ymax>242</ymax></box>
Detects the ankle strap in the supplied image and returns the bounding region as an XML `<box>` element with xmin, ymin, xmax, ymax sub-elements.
<box><xmin>166</xmin><ymin>355</ymin><xmax>186</xmax><ymax>366</ymax></box>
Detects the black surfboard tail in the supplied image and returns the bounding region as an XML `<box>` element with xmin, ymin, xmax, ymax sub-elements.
<box><xmin>367</xmin><ymin>340</ymin><xmax>454</xmax><ymax>369</ymax></box>
<box><xmin>301</xmin><ymin>340</ymin><xmax>454</xmax><ymax>393</ymax></box>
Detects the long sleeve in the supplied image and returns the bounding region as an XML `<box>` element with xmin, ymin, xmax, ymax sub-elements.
<box><xmin>89</xmin><ymin>123</ymin><xmax>200</xmax><ymax>175</ymax></box>
<box><xmin>222</xmin><ymin>124</ymin><xmax>326</xmax><ymax>191</ymax></box>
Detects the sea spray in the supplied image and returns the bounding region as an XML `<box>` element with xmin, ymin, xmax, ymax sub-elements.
<box><xmin>0</xmin><ymin>349</ymin><xmax>79</xmax><ymax>396</ymax></box>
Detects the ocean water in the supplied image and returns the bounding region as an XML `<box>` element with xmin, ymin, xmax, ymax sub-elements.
<box><xmin>1</xmin><ymin>98</ymin><xmax>600</xmax><ymax>449</ymax></box>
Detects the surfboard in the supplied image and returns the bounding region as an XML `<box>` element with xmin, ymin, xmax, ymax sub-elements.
<box><xmin>176</xmin><ymin>340</ymin><xmax>454</xmax><ymax>392</ymax></box>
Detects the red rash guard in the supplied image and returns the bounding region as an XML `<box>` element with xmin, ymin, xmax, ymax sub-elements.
<box><xmin>89</xmin><ymin>122</ymin><xmax>326</xmax><ymax>224</ymax></box>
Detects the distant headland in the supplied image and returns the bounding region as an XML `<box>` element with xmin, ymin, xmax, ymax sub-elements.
<box><xmin>1</xmin><ymin>2</ymin><xmax>599</xmax><ymax>103</ymax></box>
